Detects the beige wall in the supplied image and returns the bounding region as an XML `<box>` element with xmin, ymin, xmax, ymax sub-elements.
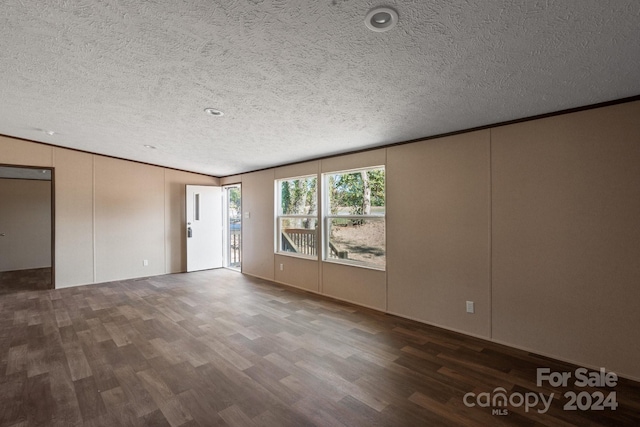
<box><xmin>241</xmin><ymin>169</ymin><xmax>275</xmax><ymax>280</ymax></box>
<box><xmin>387</xmin><ymin>130</ymin><xmax>491</xmax><ymax>337</ymax></box>
<box><xmin>0</xmin><ymin>178</ymin><xmax>52</xmax><ymax>272</ymax></box>
<box><xmin>0</xmin><ymin>135</ymin><xmax>53</xmax><ymax>167</ymax></box>
<box><xmin>219</xmin><ymin>175</ymin><xmax>242</xmax><ymax>186</ymax></box>
<box><xmin>53</xmin><ymin>148</ymin><xmax>94</xmax><ymax>286</ymax></box>
<box><xmin>322</xmin><ymin>262</ymin><xmax>386</xmax><ymax>311</ymax></box>
<box><xmin>0</xmin><ymin>137</ymin><xmax>217</xmax><ymax>288</ymax></box>
<box><xmin>491</xmin><ymin>102</ymin><xmax>640</xmax><ymax>381</ymax></box>
<box><xmin>94</xmin><ymin>157</ymin><xmax>166</xmax><ymax>282</ymax></box>
<box><xmin>274</xmin><ymin>254</ymin><xmax>319</xmax><ymax>293</ymax></box>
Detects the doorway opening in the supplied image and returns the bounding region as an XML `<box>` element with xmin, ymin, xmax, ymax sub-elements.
<box><xmin>223</xmin><ymin>184</ymin><xmax>241</xmax><ymax>271</ymax></box>
<box><xmin>0</xmin><ymin>165</ymin><xmax>54</xmax><ymax>293</ymax></box>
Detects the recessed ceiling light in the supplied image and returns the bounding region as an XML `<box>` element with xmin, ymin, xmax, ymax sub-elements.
<box><xmin>365</xmin><ymin>7</ymin><xmax>398</xmax><ymax>32</ymax></box>
<box><xmin>144</xmin><ymin>145</ymin><xmax>156</xmax><ymax>149</ymax></box>
<box><xmin>204</xmin><ymin>108</ymin><xmax>224</xmax><ymax>116</ymax></box>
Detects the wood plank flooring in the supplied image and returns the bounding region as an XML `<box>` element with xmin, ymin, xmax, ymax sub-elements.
<box><xmin>0</xmin><ymin>269</ymin><xmax>638</xmax><ymax>426</ymax></box>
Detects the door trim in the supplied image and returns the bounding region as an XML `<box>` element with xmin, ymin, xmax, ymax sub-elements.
<box><xmin>0</xmin><ymin>163</ymin><xmax>55</xmax><ymax>289</ymax></box>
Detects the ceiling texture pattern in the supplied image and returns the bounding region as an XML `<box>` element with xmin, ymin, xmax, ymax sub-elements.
<box><xmin>1</xmin><ymin>0</ymin><xmax>639</xmax><ymax>176</ymax></box>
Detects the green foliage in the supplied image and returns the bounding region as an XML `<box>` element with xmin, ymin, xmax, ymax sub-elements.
<box><xmin>229</xmin><ymin>187</ymin><xmax>241</xmax><ymax>209</ymax></box>
<box><xmin>227</xmin><ymin>186</ymin><xmax>241</xmax><ymax>218</ymax></box>
<box><xmin>368</xmin><ymin>170</ymin><xmax>385</xmax><ymax>207</ymax></box>
<box><xmin>291</xmin><ymin>179</ymin><xmax>304</xmax><ymax>213</ymax></box>
<box><xmin>281</xmin><ymin>181</ymin><xmax>291</xmax><ymax>214</ymax></box>
<box><xmin>305</xmin><ymin>177</ymin><xmax>317</xmax><ymax>215</ymax></box>
<box><xmin>280</xmin><ymin>177</ymin><xmax>317</xmax><ymax>215</ymax></box>
<box><xmin>329</xmin><ymin>168</ymin><xmax>385</xmax><ymax>215</ymax></box>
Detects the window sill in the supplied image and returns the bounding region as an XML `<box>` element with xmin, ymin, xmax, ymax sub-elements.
<box><xmin>275</xmin><ymin>251</ymin><xmax>318</xmax><ymax>261</ymax></box>
<box><xmin>322</xmin><ymin>258</ymin><xmax>386</xmax><ymax>272</ymax></box>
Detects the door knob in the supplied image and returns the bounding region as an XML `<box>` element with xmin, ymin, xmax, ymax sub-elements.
<box><xmin>0</xmin><ymin>233</ymin><xmax>5</xmax><ymax>237</ymax></box>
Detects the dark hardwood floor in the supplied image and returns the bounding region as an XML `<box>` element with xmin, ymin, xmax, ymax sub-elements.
<box><xmin>0</xmin><ymin>269</ymin><xmax>638</xmax><ymax>426</ymax></box>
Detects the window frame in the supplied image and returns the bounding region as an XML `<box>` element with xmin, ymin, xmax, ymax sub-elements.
<box><xmin>275</xmin><ymin>175</ymin><xmax>319</xmax><ymax>259</ymax></box>
<box><xmin>322</xmin><ymin>166</ymin><xmax>386</xmax><ymax>271</ymax></box>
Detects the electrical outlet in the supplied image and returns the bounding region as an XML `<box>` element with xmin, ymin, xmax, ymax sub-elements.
<box><xmin>143</xmin><ymin>259</ymin><xmax>149</xmax><ymax>267</ymax></box>
<box><xmin>279</xmin><ymin>263</ymin><xmax>283</xmax><ymax>271</ymax></box>
<box><xmin>466</xmin><ymin>301</ymin><xmax>474</xmax><ymax>314</ymax></box>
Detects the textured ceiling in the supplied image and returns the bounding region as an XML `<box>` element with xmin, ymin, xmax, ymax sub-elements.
<box><xmin>1</xmin><ymin>1</ymin><xmax>639</xmax><ymax>176</ymax></box>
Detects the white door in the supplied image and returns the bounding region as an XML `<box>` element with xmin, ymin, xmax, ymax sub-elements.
<box><xmin>186</xmin><ymin>185</ymin><xmax>222</xmax><ymax>272</ymax></box>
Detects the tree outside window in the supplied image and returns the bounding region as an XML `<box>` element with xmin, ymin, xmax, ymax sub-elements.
<box><xmin>324</xmin><ymin>167</ymin><xmax>385</xmax><ymax>269</ymax></box>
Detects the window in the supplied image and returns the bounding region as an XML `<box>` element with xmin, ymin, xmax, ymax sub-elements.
<box><xmin>276</xmin><ymin>175</ymin><xmax>318</xmax><ymax>258</ymax></box>
<box><xmin>324</xmin><ymin>167</ymin><xmax>385</xmax><ymax>269</ymax></box>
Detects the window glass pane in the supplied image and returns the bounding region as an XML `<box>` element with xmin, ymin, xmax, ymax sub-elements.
<box><xmin>327</xmin><ymin>168</ymin><xmax>385</xmax><ymax>216</ymax></box>
<box><xmin>280</xmin><ymin>217</ymin><xmax>318</xmax><ymax>256</ymax></box>
<box><xmin>327</xmin><ymin>218</ymin><xmax>385</xmax><ymax>267</ymax></box>
<box><xmin>279</xmin><ymin>176</ymin><xmax>317</xmax><ymax>215</ymax></box>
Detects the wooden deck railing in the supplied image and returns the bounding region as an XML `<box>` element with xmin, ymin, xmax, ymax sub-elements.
<box><xmin>282</xmin><ymin>228</ymin><xmax>317</xmax><ymax>256</ymax></box>
<box><xmin>229</xmin><ymin>230</ymin><xmax>241</xmax><ymax>267</ymax></box>
<box><xmin>281</xmin><ymin>228</ymin><xmax>348</xmax><ymax>259</ymax></box>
